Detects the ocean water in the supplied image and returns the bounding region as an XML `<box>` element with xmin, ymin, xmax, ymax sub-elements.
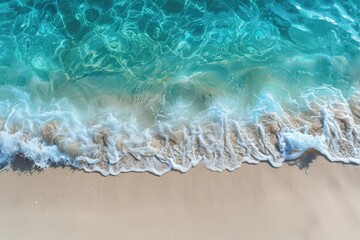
<box><xmin>1</xmin><ymin>0</ymin><xmax>360</xmax><ymax>175</ymax></box>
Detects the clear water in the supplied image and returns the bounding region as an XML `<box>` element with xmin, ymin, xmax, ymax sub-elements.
<box><xmin>1</xmin><ymin>0</ymin><xmax>360</xmax><ymax>175</ymax></box>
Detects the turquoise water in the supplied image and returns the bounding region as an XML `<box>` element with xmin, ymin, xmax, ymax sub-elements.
<box><xmin>1</xmin><ymin>0</ymin><xmax>360</xmax><ymax>175</ymax></box>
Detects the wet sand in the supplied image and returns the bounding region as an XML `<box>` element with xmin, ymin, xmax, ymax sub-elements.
<box><xmin>1</xmin><ymin>155</ymin><xmax>360</xmax><ymax>240</ymax></box>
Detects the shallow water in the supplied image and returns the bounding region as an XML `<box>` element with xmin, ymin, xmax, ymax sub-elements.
<box><xmin>1</xmin><ymin>0</ymin><xmax>360</xmax><ymax>175</ymax></box>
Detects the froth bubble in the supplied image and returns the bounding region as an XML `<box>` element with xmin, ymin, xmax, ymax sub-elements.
<box><xmin>237</xmin><ymin>21</ymin><xmax>280</xmax><ymax>61</ymax></box>
<box><xmin>105</xmin><ymin>37</ymin><xmax>124</xmax><ymax>52</ymax></box>
<box><xmin>31</xmin><ymin>52</ymin><xmax>49</xmax><ymax>71</ymax></box>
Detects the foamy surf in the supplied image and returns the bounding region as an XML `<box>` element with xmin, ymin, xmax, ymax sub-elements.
<box><xmin>1</xmin><ymin>84</ymin><xmax>360</xmax><ymax>175</ymax></box>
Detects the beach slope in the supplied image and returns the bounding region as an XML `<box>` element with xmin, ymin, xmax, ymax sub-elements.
<box><xmin>1</xmin><ymin>156</ymin><xmax>360</xmax><ymax>240</ymax></box>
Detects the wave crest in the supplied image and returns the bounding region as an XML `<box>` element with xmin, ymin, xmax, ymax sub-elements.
<box><xmin>1</xmin><ymin>86</ymin><xmax>360</xmax><ymax>175</ymax></box>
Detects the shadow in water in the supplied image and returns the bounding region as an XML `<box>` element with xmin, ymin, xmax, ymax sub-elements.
<box><xmin>287</xmin><ymin>150</ymin><xmax>319</xmax><ymax>173</ymax></box>
<box><xmin>8</xmin><ymin>155</ymin><xmax>84</xmax><ymax>175</ymax></box>
<box><xmin>10</xmin><ymin>155</ymin><xmax>43</xmax><ymax>175</ymax></box>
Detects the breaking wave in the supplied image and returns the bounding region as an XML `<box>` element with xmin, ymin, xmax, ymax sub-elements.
<box><xmin>1</xmin><ymin>85</ymin><xmax>360</xmax><ymax>175</ymax></box>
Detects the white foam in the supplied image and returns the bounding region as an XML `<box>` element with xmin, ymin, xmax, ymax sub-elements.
<box><xmin>1</xmin><ymin>85</ymin><xmax>360</xmax><ymax>175</ymax></box>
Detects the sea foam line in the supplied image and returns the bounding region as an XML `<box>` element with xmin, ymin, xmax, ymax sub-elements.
<box><xmin>1</xmin><ymin>86</ymin><xmax>360</xmax><ymax>175</ymax></box>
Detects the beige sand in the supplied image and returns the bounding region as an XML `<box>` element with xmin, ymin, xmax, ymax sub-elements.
<box><xmin>1</xmin><ymin>155</ymin><xmax>360</xmax><ymax>240</ymax></box>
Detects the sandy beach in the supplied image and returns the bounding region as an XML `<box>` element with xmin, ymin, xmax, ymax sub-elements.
<box><xmin>1</xmin><ymin>155</ymin><xmax>360</xmax><ymax>240</ymax></box>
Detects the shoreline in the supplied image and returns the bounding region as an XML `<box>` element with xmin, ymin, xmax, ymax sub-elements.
<box><xmin>1</xmin><ymin>156</ymin><xmax>360</xmax><ymax>240</ymax></box>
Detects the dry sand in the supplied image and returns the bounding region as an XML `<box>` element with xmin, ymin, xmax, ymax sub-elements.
<box><xmin>1</xmin><ymin>155</ymin><xmax>360</xmax><ymax>240</ymax></box>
